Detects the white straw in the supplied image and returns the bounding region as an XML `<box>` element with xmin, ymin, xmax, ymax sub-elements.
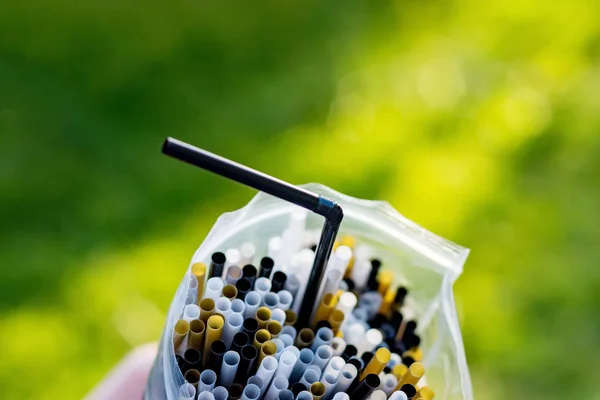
<box><xmin>212</xmin><ymin>386</ymin><xmax>228</xmax><ymax>400</ymax></box>
<box><xmin>263</xmin><ymin>292</ymin><xmax>279</xmax><ymax>309</ymax></box>
<box><xmin>311</xmin><ymin>328</ymin><xmax>333</xmax><ymax>351</ymax></box>
<box><xmin>280</xmin><ymin>326</ymin><xmax>297</xmax><ymax>340</ymax></box>
<box><xmin>240</xmin><ymin>242</ymin><xmax>256</xmax><ymax>265</ymax></box>
<box><xmin>329</xmin><ymin>245</ymin><xmax>353</xmax><ymax>273</ymax></box>
<box><xmin>220</xmin><ymin>351</ymin><xmax>240</xmax><ymax>388</ymax></box>
<box><xmin>334</xmin><ymin>363</ymin><xmax>357</xmax><ymax>392</ymax></box>
<box><xmin>381</xmin><ymin>374</ymin><xmax>398</xmax><ymax>396</ymax></box>
<box><xmin>388</xmin><ymin>391</ymin><xmax>408</xmax><ymax>400</ymax></box>
<box><xmin>225</xmin><ymin>248</ymin><xmax>241</xmax><ymax>270</ymax></box>
<box><xmin>283</xmin><ymin>274</ymin><xmax>301</xmax><ymax>299</ymax></box>
<box><xmin>290</xmin><ymin>348</ymin><xmax>314</xmax><ymax>382</ymax></box>
<box><xmin>221</xmin><ymin>312</ymin><xmax>243</xmax><ymax>348</ymax></box>
<box><xmin>197</xmin><ymin>393</ymin><xmax>215</xmax><ymax>400</ymax></box>
<box><xmin>320</xmin><ymin>373</ymin><xmax>339</xmax><ymax>400</ymax></box>
<box><xmin>277</xmin><ymin>389</ymin><xmax>294</xmax><ymax>400</ymax></box>
<box><xmin>368</xmin><ymin>390</ymin><xmax>387</xmax><ymax>400</ymax></box>
<box><xmin>299</xmin><ymin>368</ymin><xmax>320</xmax><ymax>388</ymax></box>
<box><xmin>332</xmin><ymin>393</ymin><xmax>350</xmax><ymax>400</ymax></box>
<box><xmin>290</xmin><ymin>249</ymin><xmax>314</xmax><ymax>313</ymax></box>
<box><xmin>225</xmin><ymin>265</ymin><xmax>243</xmax><ymax>286</ymax></box>
<box><xmin>322</xmin><ymin>356</ymin><xmax>344</xmax><ymax>379</ymax></box>
<box><xmin>264</xmin><ymin>376</ymin><xmax>288</xmax><ymax>400</ymax></box>
<box><xmin>278</xmin><ymin>334</ymin><xmax>293</xmax><ymax>348</ymax></box>
<box><xmin>351</xmin><ymin>259</ymin><xmax>372</xmax><ymax>291</ymax></box>
<box><xmin>215</xmin><ymin>297</ymin><xmax>232</xmax><ymax>318</ymax></box>
<box><xmin>276</xmin><ymin>290</ymin><xmax>293</xmax><ymax>310</ymax></box>
<box><xmin>205</xmin><ymin>278</ymin><xmax>224</xmax><ymax>301</ymax></box>
<box><xmin>313</xmin><ymin>345</ymin><xmax>333</xmax><ymax>370</ymax></box>
<box><xmin>243</xmin><ymin>291</ymin><xmax>261</xmax><ymax>319</ymax></box>
<box><xmin>283</xmin><ymin>345</ymin><xmax>300</xmax><ymax>358</ymax></box>
<box><xmin>182</xmin><ymin>304</ymin><xmax>200</xmax><ymax>322</ymax></box>
<box><xmin>189</xmin><ymin>275</ymin><xmax>199</xmax><ymax>294</ymax></box>
<box><xmin>241</xmin><ymin>384</ymin><xmax>260</xmax><ymax>400</ymax></box>
<box><xmin>198</xmin><ymin>369</ymin><xmax>217</xmax><ymax>392</ymax></box>
<box><xmin>271</xmin><ymin>308</ymin><xmax>286</xmax><ymax>325</ymax></box>
<box><xmin>330</xmin><ymin>337</ymin><xmax>346</xmax><ymax>357</ymax></box>
<box><xmin>231</xmin><ymin>298</ymin><xmax>245</xmax><ymax>315</ymax></box>
<box><xmin>336</xmin><ymin>292</ymin><xmax>358</xmax><ymax>318</ymax></box>
<box><xmin>178</xmin><ymin>382</ymin><xmax>195</xmax><ymax>400</ymax></box>
<box><xmin>185</xmin><ymin>291</ymin><xmax>196</xmax><ymax>306</ymax></box>
<box><xmin>296</xmin><ymin>392</ymin><xmax>312</xmax><ymax>400</ymax></box>
<box><xmin>274</xmin><ymin>349</ymin><xmax>297</xmax><ymax>380</ymax></box>
<box><xmin>256</xmin><ymin>356</ymin><xmax>278</xmax><ymax>394</ymax></box>
<box><xmin>313</xmin><ymin>246</ymin><xmax>350</xmax><ymax>312</ymax></box>
<box><xmin>255</xmin><ymin>277</ymin><xmax>272</xmax><ymax>298</ymax></box>
<box><xmin>247</xmin><ymin>376</ymin><xmax>264</xmax><ymax>393</ymax></box>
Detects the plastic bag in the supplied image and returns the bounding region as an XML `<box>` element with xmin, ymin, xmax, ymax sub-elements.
<box><xmin>144</xmin><ymin>183</ymin><xmax>473</xmax><ymax>400</ymax></box>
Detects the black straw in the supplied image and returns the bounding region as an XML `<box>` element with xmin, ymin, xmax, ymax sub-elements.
<box><xmin>162</xmin><ymin>137</ymin><xmax>344</xmax><ymax>329</ymax></box>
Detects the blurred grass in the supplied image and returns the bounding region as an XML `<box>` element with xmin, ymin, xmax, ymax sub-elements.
<box><xmin>1</xmin><ymin>0</ymin><xmax>600</xmax><ymax>399</ymax></box>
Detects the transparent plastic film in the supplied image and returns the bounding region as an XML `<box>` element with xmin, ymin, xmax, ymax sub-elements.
<box><xmin>145</xmin><ymin>183</ymin><xmax>472</xmax><ymax>400</ymax></box>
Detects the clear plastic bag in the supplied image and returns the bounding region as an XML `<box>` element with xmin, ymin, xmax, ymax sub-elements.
<box><xmin>144</xmin><ymin>183</ymin><xmax>473</xmax><ymax>400</ymax></box>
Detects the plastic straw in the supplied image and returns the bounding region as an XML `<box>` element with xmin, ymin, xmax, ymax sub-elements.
<box><xmin>311</xmin><ymin>328</ymin><xmax>333</xmax><ymax>351</ymax></box>
<box><xmin>220</xmin><ymin>350</ymin><xmax>240</xmax><ymax>388</ymax></box>
<box><xmin>334</xmin><ymin>363</ymin><xmax>357</xmax><ymax>392</ymax></box>
<box><xmin>241</xmin><ymin>384</ymin><xmax>260</xmax><ymax>400</ymax></box>
<box><xmin>212</xmin><ymin>386</ymin><xmax>228</xmax><ymax>400</ymax></box>
<box><xmin>264</xmin><ymin>376</ymin><xmax>288</xmax><ymax>400</ymax></box>
<box><xmin>222</xmin><ymin>312</ymin><xmax>244</xmax><ymax>348</ymax></box>
<box><xmin>313</xmin><ymin>345</ymin><xmax>333</xmax><ymax>370</ymax></box>
<box><xmin>183</xmin><ymin>304</ymin><xmax>200</xmax><ymax>322</ymax></box>
<box><xmin>178</xmin><ymin>382</ymin><xmax>196</xmax><ymax>400</ymax></box>
<box><xmin>255</xmin><ymin>356</ymin><xmax>278</xmax><ymax>392</ymax></box>
<box><xmin>206</xmin><ymin>278</ymin><xmax>225</xmax><ymax>301</ymax></box>
<box><xmin>274</xmin><ymin>349</ymin><xmax>297</xmax><ymax>380</ymax></box>
<box><xmin>290</xmin><ymin>349</ymin><xmax>315</xmax><ymax>382</ymax></box>
<box><xmin>199</xmin><ymin>369</ymin><xmax>217</xmax><ymax>392</ymax></box>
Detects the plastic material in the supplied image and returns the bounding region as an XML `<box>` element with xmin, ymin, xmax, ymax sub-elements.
<box><xmin>144</xmin><ymin>184</ymin><xmax>472</xmax><ymax>400</ymax></box>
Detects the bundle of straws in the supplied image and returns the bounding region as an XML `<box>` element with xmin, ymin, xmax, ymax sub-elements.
<box><xmin>161</xmin><ymin>138</ymin><xmax>434</xmax><ymax>400</ymax></box>
<box><xmin>173</xmin><ymin>231</ymin><xmax>433</xmax><ymax>400</ymax></box>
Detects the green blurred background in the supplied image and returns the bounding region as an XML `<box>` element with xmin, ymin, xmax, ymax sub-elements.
<box><xmin>1</xmin><ymin>0</ymin><xmax>600</xmax><ymax>399</ymax></box>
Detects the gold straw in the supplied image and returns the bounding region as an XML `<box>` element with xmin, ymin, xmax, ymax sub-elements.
<box><xmin>256</xmin><ymin>307</ymin><xmax>272</xmax><ymax>329</ymax></box>
<box><xmin>415</xmin><ymin>386</ymin><xmax>435</xmax><ymax>400</ymax></box>
<box><xmin>361</xmin><ymin>347</ymin><xmax>391</xmax><ymax>380</ymax></box>
<box><xmin>378</xmin><ymin>287</ymin><xmax>395</xmax><ymax>315</ymax></box>
<box><xmin>222</xmin><ymin>284</ymin><xmax>238</xmax><ymax>300</ymax></box>
<box><xmin>259</xmin><ymin>341</ymin><xmax>277</xmax><ymax>364</ymax></box>
<box><xmin>392</xmin><ymin>364</ymin><xmax>408</xmax><ymax>379</ymax></box>
<box><xmin>403</xmin><ymin>347</ymin><xmax>423</xmax><ymax>362</ymax></box>
<box><xmin>377</xmin><ymin>270</ymin><xmax>393</xmax><ymax>296</ymax></box>
<box><xmin>395</xmin><ymin>362</ymin><xmax>425</xmax><ymax>390</ymax></box>
<box><xmin>328</xmin><ymin>309</ymin><xmax>344</xmax><ymax>335</ymax></box>
<box><xmin>184</xmin><ymin>369</ymin><xmax>200</xmax><ymax>388</ymax></box>
<box><xmin>173</xmin><ymin>319</ymin><xmax>190</xmax><ymax>351</ymax></box>
<box><xmin>310</xmin><ymin>382</ymin><xmax>326</xmax><ymax>399</ymax></box>
<box><xmin>191</xmin><ymin>263</ymin><xmax>207</xmax><ymax>302</ymax></box>
<box><xmin>253</xmin><ymin>329</ymin><xmax>271</xmax><ymax>350</ymax></box>
<box><xmin>203</xmin><ymin>315</ymin><xmax>224</xmax><ymax>368</ymax></box>
<box><xmin>295</xmin><ymin>328</ymin><xmax>315</xmax><ymax>349</ymax></box>
<box><xmin>266</xmin><ymin>320</ymin><xmax>282</xmax><ymax>337</ymax></box>
<box><xmin>199</xmin><ymin>298</ymin><xmax>215</xmax><ymax>323</ymax></box>
<box><xmin>312</xmin><ymin>293</ymin><xmax>336</xmax><ymax>327</ymax></box>
<box><xmin>188</xmin><ymin>319</ymin><xmax>205</xmax><ymax>351</ymax></box>
<box><xmin>284</xmin><ymin>310</ymin><xmax>297</xmax><ymax>326</ymax></box>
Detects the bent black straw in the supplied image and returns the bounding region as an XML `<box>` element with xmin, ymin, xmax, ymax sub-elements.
<box><xmin>162</xmin><ymin>137</ymin><xmax>344</xmax><ymax>328</ymax></box>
